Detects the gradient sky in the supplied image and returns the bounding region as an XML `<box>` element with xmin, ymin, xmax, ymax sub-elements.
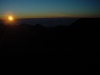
<box><xmin>0</xmin><ymin>0</ymin><xmax>100</xmax><ymax>19</ymax></box>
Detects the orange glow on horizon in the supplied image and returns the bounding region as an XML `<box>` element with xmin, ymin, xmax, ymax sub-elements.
<box><xmin>2</xmin><ymin>14</ymin><xmax>19</xmax><ymax>25</ymax></box>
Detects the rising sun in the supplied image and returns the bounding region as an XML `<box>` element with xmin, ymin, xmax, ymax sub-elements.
<box><xmin>8</xmin><ymin>16</ymin><xmax>13</xmax><ymax>21</ymax></box>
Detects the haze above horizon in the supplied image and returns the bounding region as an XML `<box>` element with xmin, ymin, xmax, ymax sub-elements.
<box><xmin>0</xmin><ymin>0</ymin><xmax>100</xmax><ymax>19</ymax></box>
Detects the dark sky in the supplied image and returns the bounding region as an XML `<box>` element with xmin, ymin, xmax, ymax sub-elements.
<box><xmin>0</xmin><ymin>0</ymin><xmax>100</xmax><ymax>19</ymax></box>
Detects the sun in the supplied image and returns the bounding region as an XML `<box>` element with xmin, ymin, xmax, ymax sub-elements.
<box><xmin>8</xmin><ymin>16</ymin><xmax>13</xmax><ymax>21</ymax></box>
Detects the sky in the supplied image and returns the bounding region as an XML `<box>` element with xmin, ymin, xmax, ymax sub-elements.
<box><xmin>0</xmin><ymin>0</ymin><xmax>100</xmax><ymax>19</ymax></box>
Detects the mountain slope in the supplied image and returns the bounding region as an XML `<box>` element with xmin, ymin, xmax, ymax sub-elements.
<box><xmin>71</xmin><ymin>18</ymin><xmax>100</xmax><ymax>28</ymax></box>
<box><xmin>0</xmin><ymin>18</ymin><xmax>100</xmax><ymax>57</ymax></box>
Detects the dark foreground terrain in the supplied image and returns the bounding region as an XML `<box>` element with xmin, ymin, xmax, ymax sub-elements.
<box><xmin>0</xmin><ymin>18</ymin><xmax>100</xmax><ymax>74</ymax></box>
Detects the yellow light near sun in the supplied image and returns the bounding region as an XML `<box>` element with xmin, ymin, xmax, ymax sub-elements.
<box><xmin>3</xmin><ymin>14</ymin><xmax>19</xmax><ymax>25</ymax></box>
<box><xmin>8</xmin><ymin>16</ymin><xmax>13</xmax><ymax>21</ymax></box>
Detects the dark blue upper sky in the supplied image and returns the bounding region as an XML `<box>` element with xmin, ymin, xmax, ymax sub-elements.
<box><xmin>0</xmin><ymin>0</ymin><xmax>100</xmax><ymax>18</ymax></box>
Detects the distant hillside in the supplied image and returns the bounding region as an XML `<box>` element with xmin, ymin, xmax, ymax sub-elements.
<box><xmin>71</xmin><ymin>18</ymin><xmax>100</xmax><ymax>28</ymax></box>
<box><xmin>17</xmin><ymin>18</ymin><xmax>78</xmax><ymax>27</ymax></box>
<box><xmin>0</xmin><ymin>18</ymin><xmax>100</xmax><ymax>57</ymax></box>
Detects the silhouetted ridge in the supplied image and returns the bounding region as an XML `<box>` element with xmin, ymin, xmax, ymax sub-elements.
<box><xmin>0</xmin><ymin>23</ymin><xmax>6</xmax><ymax>39</ymax></box>
<box><xmin>33</xmin><ymin>24</ymin><xmax>46</xmax><ymax>29</ymax></box>
<box><xmin>0</xmin><ymin>18</ymin><xmax>100</xmax><ymax>57</ymax></box>
<box><xmin>71</xmin><ymin>18</ymin><xmax>100</xmax><ymax>28</ymax></box>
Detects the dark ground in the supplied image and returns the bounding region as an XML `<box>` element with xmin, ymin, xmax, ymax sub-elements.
<box><xmin>0</xmin><ymin>18</ymin><xmax>100</xmax><ymax>74</ymax></box>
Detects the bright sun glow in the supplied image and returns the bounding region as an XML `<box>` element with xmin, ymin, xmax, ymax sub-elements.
<box><xmin>8</xmin><ymin>16</ymin><xmax>13</xmax><ymax>21</ymax></box>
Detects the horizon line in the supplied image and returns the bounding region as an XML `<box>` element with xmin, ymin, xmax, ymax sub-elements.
<box><xmin>0</xmin><ymin>16</ymin><xmax>100</xmax><ymax>20</ymax></box>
